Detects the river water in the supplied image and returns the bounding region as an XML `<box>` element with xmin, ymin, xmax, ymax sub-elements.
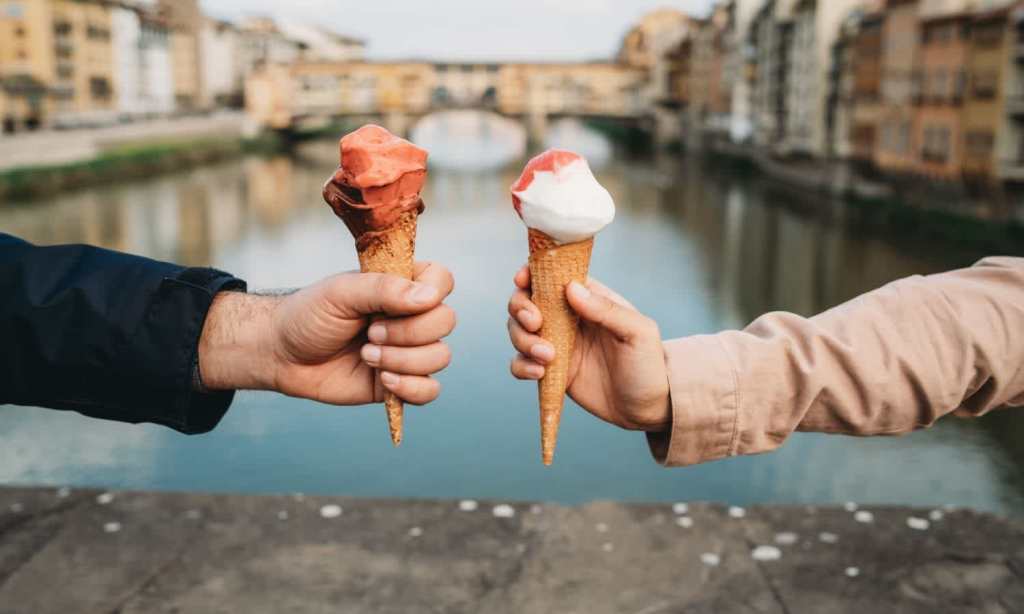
<box><xmin>2</xmin><ymin>120</ymin><xmax>1023</xmax><ymax>515</ymax></box>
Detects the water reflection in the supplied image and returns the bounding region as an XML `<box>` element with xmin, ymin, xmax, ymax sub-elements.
<box><xmin>1</xmin><ymin>134</ymin><xmax>1021</xmax><ymax>515</ymax></box>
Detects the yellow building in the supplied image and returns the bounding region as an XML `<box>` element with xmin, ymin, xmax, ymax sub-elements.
<box><xmin>617</xmin><ymin>8</ymin><xmax>690</xmax><ymax>69</ymax></box>
<box><xmin>0</xmin><ymin>0</ymin><xmax>120</xmax><ymax>131</ymax></box>
<box><xmin>0</xmin><ymin>0</ymin><xmax>56</xmax><ymax>131</ymax></box>
<box><xmin>51</xmin><ymin>0</ymin><xmax>116</xmax><ymax>118</ymax></box>
<box><xmin>158</xmin><ymin>0</ymin><xmax>203</xmax><ymax>109</ymax></box>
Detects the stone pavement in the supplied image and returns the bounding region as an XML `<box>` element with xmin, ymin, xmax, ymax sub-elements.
<box><xmin>0</xmin><ymin>487</ymin><xmax>1022</xmax><ymax>613</ymax></box>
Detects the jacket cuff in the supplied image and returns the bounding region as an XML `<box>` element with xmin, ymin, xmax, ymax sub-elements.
<box><xmin>646</xmin><ymin>335</ymin><xmax>740</xmax><ymax>467</ymax></box>
<box><xmin>144</xmin><ymin>267</ymin><xmax>247</xmax><ymax>434</ymax></box>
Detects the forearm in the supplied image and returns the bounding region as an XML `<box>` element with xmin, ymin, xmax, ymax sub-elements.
<box><xmin>198</xmin><ymin>291</ymin><xmax>282</xmax><ymax>392</ymax></box>
<box><xmin>650</xmin><ymin>257</ymin><xmax>1024</xmax><ymax>467</ymax></box>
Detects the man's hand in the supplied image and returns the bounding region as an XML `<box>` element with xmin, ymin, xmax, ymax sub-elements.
<box><xmin>199</xmin><ymin>262</ymin><xmax>456</xmax><ymax>406</ymax></box>
<box><xmin>507</xmin><ymin>266</ymin><xmax>670</xmax><ymax>431</ymax></box>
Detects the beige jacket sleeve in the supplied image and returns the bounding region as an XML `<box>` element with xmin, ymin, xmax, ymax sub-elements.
<box><xmin>648</xmin><ymin>257</ymin><xmax>1024</xmax><ymax>467</ymax></box>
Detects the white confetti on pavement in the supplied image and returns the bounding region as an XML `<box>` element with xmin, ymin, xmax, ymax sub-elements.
<box><xmin>103</xmin><ymin>522</ymin><xmax>122</xmax><ymax>534</ymax></box>
<box><xmin>56</xmin><ymin>487</ymin><xmax>71</xmax><ymax>499</ymax></box>
<box><xmin>818</xmin><ymin>532</ymin><xmax>839</xmax><ymax>544</ymax></box>
<box><xmin>493</xmin><ymin>504</ymin><xmax>515</xmax><ymax>518</ymax></box>
<box><xmin>751</xmin><ymin>546</ymin><xmax>782</xmax><ymax>562</ymax></box>
<box><xmin>601</xmin><ymin>542</ymin><xmax>614</xmax><ymax>552</ymax></box>
<box><xmin>277</xmin><ymin>511</ymin><xmax>289</xmax><ymax>521</ymax></box>
<box><xmin>844</xmin><ymin>502</ymin><xmax>858</xmax><ymax>512</ymax></box>
<box><xmin>700</xmin><ymin>553</ymin><xmax>721</xmax><ymax>567</ymax></box>
<box><xmin>595</xmin><ymin>523</ymin><xmax>609</xmax><ymax>533</ymax></box>
<box><xmin>458</xmin><ymin>500</ymin><xmax>479</xmax><ymax>512</ymax></box>
<box><xmin>845</xmin><ymin>567</ymin><xmax>861</xmax><ymax>578</ymax></box>
<box><xmin>530</xmin><ymin>504</ymin><xmax>543</xmax><ymax>515</ymax></box>
<box><xmin>320</xmin><ymin>504</ymin><xmax>343</xmax><ymax>519</ymax></box>
<box><xmin>409</xmin><ymin>526</ymin><xmax>423</xmax><ymax>538</ymax></box>
<box><xmin>929</xmin><ymin>510</ymin><xmax>944</xmax><ymax>522</ymax></box>
<box><xmin>774</xmin><ymin>532</ymin><xmax>798</xmax><ymax>546</ymax></box>
<box><xmin>854</xmin><ymin>511</ymin><xmax>874</xmax><ymax>524</ymax></box>
<box><xmin>185</xmin><ymin>509</ymin><xmax>202</xmax><ymax>520</ymax></box>
<box><xmin>676</xmin><ymin>516</ymin><xmax>693</xmax><ymax>529</ymax></box>
<box><xmin>9</xmin><ymin>503</ymin><xmax>24</xmax><ymax>513</ymax></box>
<box><xmin>96</xmin><ymin>493</ymin><xmax>114</xmax><ymax>505</ymax></box>
<box><xmin>728</xmin><ymin>506</ymin><xmax>746</xmax><ymax>518</ymax></box>
<box><xmin>907</xmin><ymin>517</ymin><xmax>930</xmax><ymax>531</ymax></box>
<box><xmin>672</xmin><ymin>503</ymin><xmax>689</xmax><ymax>515</ymax></box>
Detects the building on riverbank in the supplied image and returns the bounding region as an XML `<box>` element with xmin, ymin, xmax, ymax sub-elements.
<box><xmin>111</xmin><ymin>2</ymin><xmax>174</xmax><ymax>119</ymax></box>
<box><xmin>961</xmin><ymin>2</ymin><xmax>1024</xmax><ymax>192</ymax></box>
<box><xmin>200</xmin><ymin>18</ymin><xmax>242</xmax><ymax>108</ymax></box>
<box><xmin>914</xmin><ymin>2</ymin><xmax>973</xmax><ymax>181</ymax></box>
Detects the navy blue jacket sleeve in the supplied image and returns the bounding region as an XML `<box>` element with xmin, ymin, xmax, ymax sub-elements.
<box><xmin>0</xmin><ymin>233</ymin><xmax>246</xmax><ymax>434</ymax></box>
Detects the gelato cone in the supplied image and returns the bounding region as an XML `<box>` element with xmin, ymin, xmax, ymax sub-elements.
<box><xmin>323</xmin><ymin>124</ymin><xmax>428</xmax><ymax>446</ymax></box>
<box><xmin>512</xmin><ymin>149</ymin><xmax>615</xmax><ymax>465</ymax></box>
<box><xmin>528</xmin><ymin>228</ymin><xmax>593</xmax><ymax>465</ymax></box>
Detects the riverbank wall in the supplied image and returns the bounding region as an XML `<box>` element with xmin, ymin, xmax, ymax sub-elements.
<box><xmin>704</xmin><ymin>140</ymin><xmax>1024</xmax><ymax>256</ymax></box>
<box><xmin>0</xmin><ymin>116</ymin><xmax>352</xmax><ymax>202</ymax></box>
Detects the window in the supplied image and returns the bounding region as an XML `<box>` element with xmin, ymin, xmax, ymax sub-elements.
<box><xmin>966</xmin><ymin>130</ymin><xmax>994</xmax><ymax>157</ymax></box>
<box><xmin>87</xmin><ymin>25</ymin><xmax>110</xmax><ymax>40</ymax></box>
<box><xmin>973</xmin><ymin>70</ymin><xmax>998</xmax><ymax>98</ymax></box>
<box><xmin>933</xmin><ymin>69</ymin><xmax>948</xmax><ymax>100</ymax></box>
<box><xmin>14</xmin><ymin>26</ymin><xmax>24</xmax><ymax>37</ymax></box>
<box><xmin>54</xmin><ymin>21</ymin><xmax>71</xmax><ymax>36</ymax></box>
<box><xmin>922</xmin><ymin>125</ymin><xmax>952</xmax><ymax>163</ymax></box>
<box><xmin>974</xmin><ymin>21</ymin><xmax>1003</xmax><ymax>47</ymax></box>
<box><xmin>89</xmin><ymin>77</ymin><xmax>111</xmax><ymax>100</ymax></box>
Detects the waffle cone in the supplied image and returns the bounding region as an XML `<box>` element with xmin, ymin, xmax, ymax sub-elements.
<box><xmin>356</xmin><ymin>209</ymin><xmax>419</xmax><ymax>446</ymax></box>
<box><xmin>528</xmin><ymin>228</ymin><xmax>594</xmax><ymax>465</ymax></box>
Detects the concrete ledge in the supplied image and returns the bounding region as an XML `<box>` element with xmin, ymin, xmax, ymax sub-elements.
<box><xmin>0</xmin><ymin>487</ymin><xmax>1022</xmax><ymax>613</ymax></box>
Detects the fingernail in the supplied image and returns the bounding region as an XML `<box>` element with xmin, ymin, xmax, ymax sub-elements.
<box><xmin>362</xmin><ymin>344</ymin><xmax>382</xmax><ymax>366</ymax></box>
<box><xmin>568</xmin><ymin>281</ymin><xmax>590</xmax><ymax>299</ymax></box>
<box><xmin>528</xmin><ymin>364</ymin><xmax>545</xmax><ymax>379</ymax></box>
<box><xmin>531</xmin><ymin>343</ymin><xmax>555</xmax><ymax>362</ymax></box>
<box><xmin>380</xmin><ymin>371</ymin><xmax>400</xmax><ymax>388</ymax></box>
<box><xmin>409</xmin><ymin>284</ymin><xmax>439</xmax><ymax>305</ymax></box>
<box><xmin>368</xmin><ymin>322</ymin><xmax>387</xmax><ymax>344</ymax></box>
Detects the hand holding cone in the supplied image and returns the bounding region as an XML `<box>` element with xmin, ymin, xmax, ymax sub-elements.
<box><xmin>322</xmin><ymin>124</ymin><xmax>428</xmax><ymax>446</ymax></box>
<box><xmin>511</xmin><ymin>150</ymin><xmax>616</xmax><ymax>464</ymax></box>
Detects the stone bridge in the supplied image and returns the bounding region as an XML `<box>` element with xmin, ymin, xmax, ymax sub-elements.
<box><xmin>245</xmin><ymin>61</ymin><xmax>653</xmax><ymax>142</ymax></box>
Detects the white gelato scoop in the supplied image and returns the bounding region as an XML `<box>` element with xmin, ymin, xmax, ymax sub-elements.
<box><xmin>511</xmin><ymin>149</ymin><xmax>615</xmax><ymax>244</ymax></box>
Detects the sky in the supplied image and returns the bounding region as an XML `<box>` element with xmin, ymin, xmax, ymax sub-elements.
<box><xmin>202</xmin><ymin>0</ymin><xmax>714</xmax><ymax>62</ymax></box>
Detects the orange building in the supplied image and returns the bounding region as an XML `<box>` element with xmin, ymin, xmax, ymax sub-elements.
<box><xmin>875</xmin><ymin>0</ymin><xmax>921</xmax><ymax>174</ymax></box>
<box><xmin>914</xmin><ymin>8</ymin><xmax>972</xmax><ymax>181</ymax></box>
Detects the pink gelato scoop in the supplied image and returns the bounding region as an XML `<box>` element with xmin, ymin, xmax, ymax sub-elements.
<box><xmin>323</xmin><ymin>124</ymin><xmax>428</xmax><ymax>240</ymax></box>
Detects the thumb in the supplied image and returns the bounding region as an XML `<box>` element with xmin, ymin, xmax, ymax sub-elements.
<box><xmin>326</xmin><ymin>272</ymin><xmax>441</xmax><ymax>318</ymax></box>
<box><xmin>566</xmin><ymin>280</ymin><xmax>647</xmax><ymax>342</ymax></box>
